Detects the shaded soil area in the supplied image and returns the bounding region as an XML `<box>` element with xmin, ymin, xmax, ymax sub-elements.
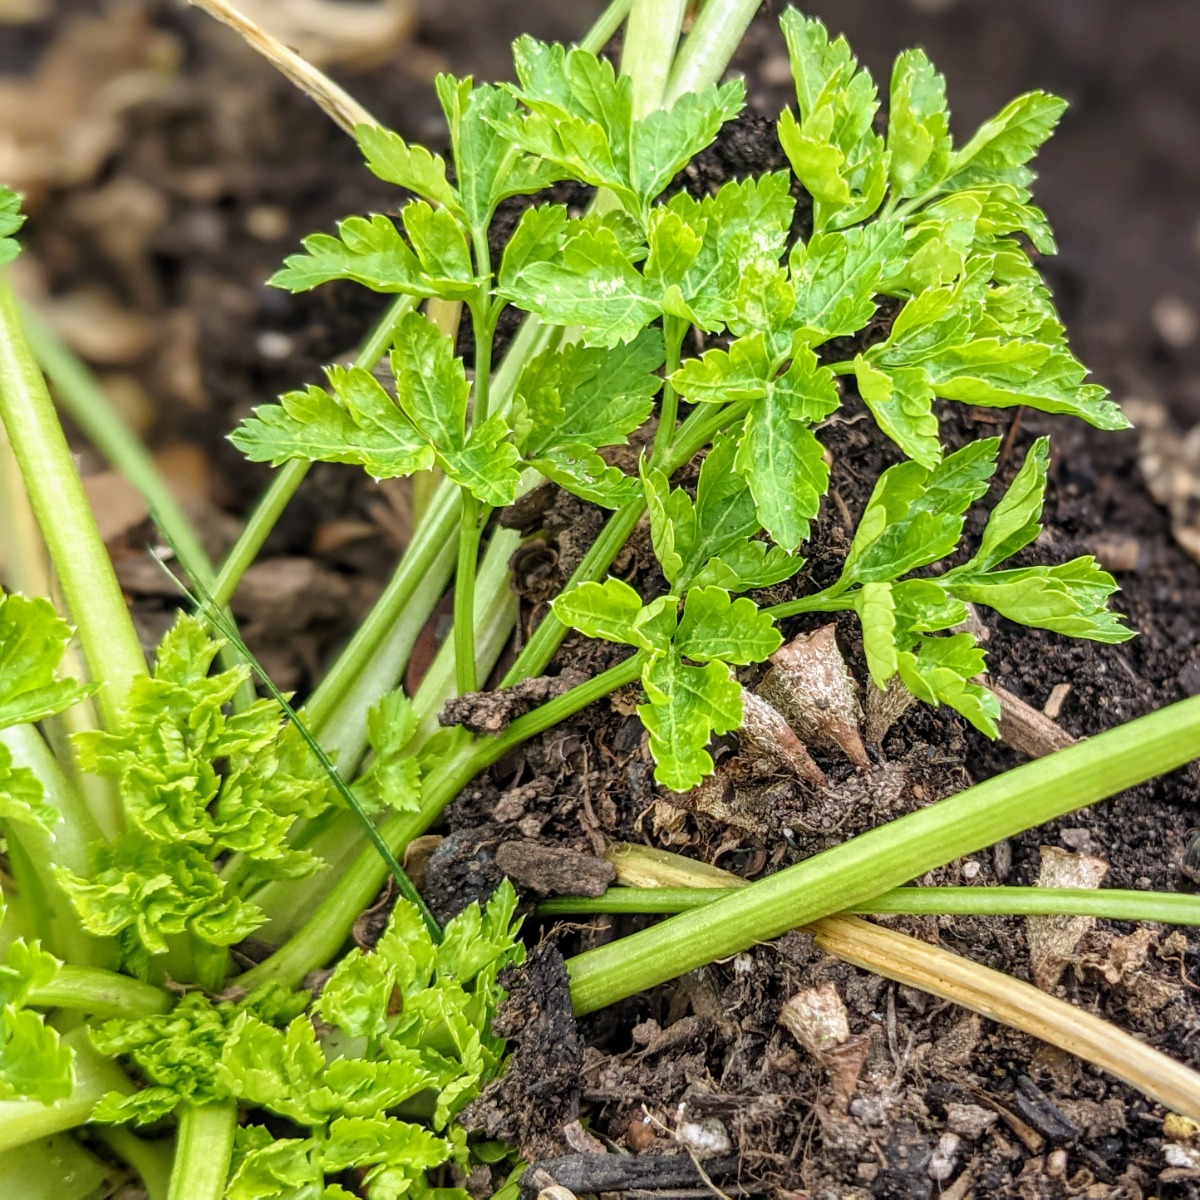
<box><xmin>6</xmin><ymin>1</ymin><xmax>1200</xmax><ymax>1197</ymax></box>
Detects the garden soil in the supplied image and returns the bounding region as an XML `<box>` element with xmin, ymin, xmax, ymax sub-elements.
<box><xmin>8</xmin><ymin>1</ymin><xmax>1200</xmax><ymax>1196</ymax></box>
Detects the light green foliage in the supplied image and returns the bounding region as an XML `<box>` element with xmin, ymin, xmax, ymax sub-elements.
<box><xmin>354</xmin><ymin>690</ymin><xmax>422</xmax><ymax>813</ymax></box>
<box><xmin>514</xmin><ymin>331</ymin><xmax>663</xmax><ymax>507</ymax></box>
<box><xmin>829</xmin><ymin>438</ymin><xmax>1129</xmax><ymax>734</ymax></box>
<box><xmin>642</xmin><ymin>434</ymin><xmax>801</xmax><ymax>593</ymax></box>
<box><xmin>57</xmin><ymin>615</ymin><xmax>335</xmax><ymax>974</ymax></box>
<box><xmin>0</xmin><ymin>186</ymin><xmax>25</xmax><ymax>264</ymax></box>
<box><xmin>553</xmin><ymin>582</ymin><xmax>780</xmax><ymax>791</ymax></box>
<box><xmin>500</xmin><ymin>37</ymin><xmax>744</xmax><ymax>221</ymax></box>
<box><xmin>235</xmin><ymin>312</ymin><xmax>522</xmax><ymax>506</ymax></box>
<box><xmin>91</xmin><ymin>885</ymin><xmax>522</xmax><ymax>1198</ymax></box>
<box><xmin>0</xmin><ymin>590</ymin><xmax>96</xmax><ymax>730</ymax></box>
<box><xmin>0</xmin><ymin>742</ymin><xmax>57</xmax><ymax>834</ymax></box>
<box><xmin>0</xmin><ymin>939</ymin><xmax>73</xmax><ymax>1103</ymax></box>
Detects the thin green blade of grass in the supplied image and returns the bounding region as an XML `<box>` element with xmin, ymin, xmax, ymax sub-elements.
<box><xmin>154</xmin><ymin>555</ymin><xmax>441</xmax><ymax>942</ymax></box>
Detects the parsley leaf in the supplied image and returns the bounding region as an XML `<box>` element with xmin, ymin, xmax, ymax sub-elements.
<box><xmin>514</xmin><ymin>331</ymin><xmax>663</xmax><ymax>508</ymax></box>
<box><xmin>887</xmin><ymin>49</ymin><xmax>951</xmax><ymax>198</ymax></box>
<box><xmin>0</xmin><ymin>187</ymin><xmax>25</xmax><ymax>264</ymax></box>
<box><xmin>0</xmin><ymin>939</ymin><xmax>73</xmax><ymax>1103</ymax></box>
<box><xmin>639</xmin><ymin>655</ymin><xmax>742</xmax><ymax>793</ymax></box>
<box><xmin>354</xmin><ymin>124</ymin><xmax>461</xmax><ymax>216</ymax></box>
<box><xmin>0</xmin><ymin>590</ymin><xmax>96</xmax><ymax>730</ymax></box>
<box><xmin>642</xmin><ymin>433</ymin><xmax>801</xmax><ymax>593</ymax></box>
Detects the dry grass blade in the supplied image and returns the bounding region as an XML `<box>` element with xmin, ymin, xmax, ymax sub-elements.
<box><xmin>187</xmin><ymin>0</ymin><xmax>379</xmax><ymax>134</ymax></box>
<box><xmin>811</xmin><ymin>914</ymin><xmax>1200</xmax><ymax>1121</ymax></box>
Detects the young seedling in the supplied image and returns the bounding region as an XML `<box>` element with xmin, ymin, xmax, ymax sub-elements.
<box><xmin>3</xmin><ymin>4</ymin><xmax>1200</xmax><ymax>1196</ymax></box>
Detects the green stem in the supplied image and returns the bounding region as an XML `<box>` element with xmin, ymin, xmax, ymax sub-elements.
<box><xmin>665</xmin><ymin>0</ymin><xmax>765</xmax><ymax>101</ymax></box>
<box><xmin>765</xmin><ymin>588</ymin><xmax>855</xmax><ymax>620</ymax></box>
<box><xmin>0</xmin><ymin>274</ymin><xmax>146</xmax><ymax>729</ymax></box>
<box><xmin>651</xmin><ymin>316</ymin><xmax>685</xmax><ymax>461</ymax></box>
<box><xmin>311</xmin><ymin>535</ymin><xmax>457</xmax><ymax>773</ymax></box>
<box><xmin>167</xmin><ymin>1101</ymin><xmax>237</xmax><ymax>1200</ymax></box>
<box><xmin>21</xmin><ymin>307</ymin><xmax>217</xmax><ymax>593</ymax></box>
<box><xmin>621</xmin><ymin>0</ymin><xmax>687</xmax><ymax>116</ymax></box>
<box><xmin>565</xmin><ymin>694</ymin><xmax>1200</xmax><ymax>1014</ymax></box>
<box><xmin>454</xmin><ymin>493</ymin><xmax>486</xmax><ymax>695</ymax></box>
<box><xmin>578</xmin><ymin>0</ymin><xmax>633</xmax><ymax>51</ymax></box>
<box><xmin>93</xmin><ymin>1127</ymin><xmax>174</xmax><ymax>1200</ymax></box>
<box><xmin>540</xmin><ymin>885</ymin><xmax>1200</xmax><ymax>925</ymax></box>
<box><xmin>0</xmin><ymin>1132</ymin><xmax>122</xmax><ymax>1200</ymax></box>
<box><xmin>0</xmin><ymin>1027</ymin><xmax>135</xmax><ymax>1153</ymax></box>
<box><xmin>209</xmin><ymin>294</ymin><xmax>416</xmax><ymax>610</ymax></box>
<box><xmin>26</xmin><ymin>963</ymin><xmax>170</xmax><ymax>1019</ymax></box>
<box><xmin>235</xmin><ymin>655</ymin><xmax>644</xmax><ymax>992</ymax></box>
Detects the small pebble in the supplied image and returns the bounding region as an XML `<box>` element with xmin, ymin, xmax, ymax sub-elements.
<box><xmin>675</xmin><ymin>1115</ymin><xmax>732</xmax><ymax>1159</ymax></box>
<box><xmin>1046</xmin><ymin>1148</ymin><xmax>1069</xmax><ymax>1177</ymax></box>
<box><xmin>928</xmin><ymin>1132</ymin><xmax>961</xmax><ymax>1182</ymax></box>
<box><xmin>1153</xmin><ymin>295</ymin><xmax>1199</xmax><ymax>348</ymax></box>
<box><xmin>245</xmin><ymin>205</ymin><xmax>289</xmax><ymax>240</ymax></box>
<box><xmin>256</xmin><ymin>331</ymin><xmax>295</xmax><ymax>359</ymax></box>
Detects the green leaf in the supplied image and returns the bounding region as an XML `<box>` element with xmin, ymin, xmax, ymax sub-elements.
<box><xmin>947</xmin><ymin>559</ymin><xmax>1133</xmax><ymax>643</ymax></box>
<box><xmin>897</xmin><ymin>634</ymin><xmax>999</xmax><ymax>736</ymax></box>
<box><xmin>436</xmin><ymin>76</ymin><xmax>563</xmax><ymax>231</ymax></box>
<box><xmin>270</xmin><ymin>213</ymin><xmax>438</xmax><ymax>297</ymax></box>
<box><xmin>0</xmin><ymin>187</ymin><xmax>25</xmax><ymax>265</ymax></box>
<box><xmin>944</xmin><ymin>91</ymin><xmax>1067</xmax><ymax>192</ymax></box>
<box><xmin>669</xmin><ymin>334</ymin><xmax>771</xmax><ymax>405</ymax></box>
<box><xmin>400</xmin><ymin>203</ymin><xmax>479</xmax><ymax>298</ymax></box>
<box><xmin>630</xmin><ymin>81</ymin><xmax>746</xmax><ymax>207</ymax></box>
<box><xmin>0</xmin><ymin>591</ymin><xmax>95</xmax><ymax>730</ymax></box>
<box><xmin>787</xmin><ymin>221</ymin><xmax>904</xmax><ymax>345</ymax></box>
<box><xmin>231</xmin><ymin>366</ymin><xmax>434</xmax><ymax>480</ymax></box>
<box><xmin>887</xmin><ymin>49</ymin><xmax>951</xmax><ymax>196</ymax></box>
<box><xmin>841</xmin><ymin>439</ymin><xmax>999</xmax><ymax>584</ymax></box>
<box><xmin>643</xmin><ymin>434</ymin><xmax>801</xmax><ymax>593</ymax></box>
<box><xmin>354</xmin><ymin>124</ymin><xmax>461</xmax><ymax>216</ymax></box>
<box><xmin>552</xmin><ymin>579</ymin><xmax>653</xmax><ymax>650</ymax></box>
<box><xmin>853</xmin><ymin>356</ymin><xmax>939</xmax><ymax>467</ymax></box>
<box><xmin>956</xmin><ymin>436</ymin><xmax>1050</xmax><ymax>573</ymax></box>
<box><xmin>0</xmin><ymin>741</ymin><xmax>57</xmax><ymax>832</ymax></box>
<box><xmin>516</xmin><ymin>330</ymin><xmax>662</xmax><ymax>506</ymax></box>
<box><xmin>502</xmin><ymin>225</ymin><xmax>657</xmax><ymax>347</ymax></box>
<box><xmin>734</xmin><ymin>347</ymin><xmax>838</xmax><ymax>552</ymax></box>
<box><xmin>857</xmin><ymin>581</ymin><xmax>898</xmax><ymax>689</ymax></box>
<box><xmin>639</xmin><ymin>655</ymin><xmax>742</xmax><ymax>792</ymax></box>
<box><xmin>0</xmin><ymin>1003</ymin><xmax>73</xmax><ymax>1103</ymax></box>
<box><xmin>674</xmin><ymin>588</ymin><xmax>781</xmax><ymax>666</ymax></box>
<box><xmin>354</xmin><ymin>691</ymin><xmax>421</xmax><ymax>814</ymax></box>
<box><xmin>390</xmin><ymin>312</ymin><xmax>521</xmax><ymax>505</ymax></box>
<box><xmin>777</xmin><ymin>11</ymin><xmax>888</xmax><ymax>231</ymax></box>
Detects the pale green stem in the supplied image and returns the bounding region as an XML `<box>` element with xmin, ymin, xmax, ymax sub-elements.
<box><xmin>666</xmin><ymin>0</ymin><xmax>764</xmax><ymax>101</ymax></box>
<box><xmin>540</xmin><ymin>885</ymin><xmax>1200</xmax><ymax>926</ymax></box>
<box><xmin>93</xmin><ymin>1127</ymin><xmax>174</xmax><ymax>1200</ymax></box>
<box><xmin>579</xmin><ymin>0</ymin><xmax>633</xmax><ymax>51</ymax></box>
<box><xmin>454</xmin><ymin>493</ymin><xmax>486</xmax><ymax>696</ymax></box>
<box><xmin>0</xmin><ymin>274</ymin><xmax>146</xmax><ymax>730</ymax></box>
<box><xmin>166</xmin><ymin>1101</ymin><xmax>237</xmax><ymax>1200</ymax></box>
<box><xmin>621</xmin><ymin>0</ymin><xmax>687</xmax><ymax>116</ymax></box>
<box><xmin>26</xmin><ymin>963</ymin><xmax>170</xmax><ymax>1019</ymax></box>
<box><xmin>0</xmin><ymin>1132</ymin><xmax>121</xmax><ymax>1200</ymax></box>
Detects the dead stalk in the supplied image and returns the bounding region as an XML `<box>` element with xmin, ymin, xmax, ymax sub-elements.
<box><xmin>607</xmin><ymin>842</ymin><xmax>1200</xmax><ymax>1120</ymax></box>
<box><xmin>187</xmin><ymin>0</ymin><xmax>380</xmax><ymax>134</ymax></box>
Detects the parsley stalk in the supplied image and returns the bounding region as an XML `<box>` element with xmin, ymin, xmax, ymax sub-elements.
<box><xmin>167</xmin><ymin>1100</ymin><xmax>237</xmax><ymax>1200</ymax></box>
<box><xmin>0</xmin><ymin>277</ymin><xmax>146</xmax><ymax>735</ymax></box>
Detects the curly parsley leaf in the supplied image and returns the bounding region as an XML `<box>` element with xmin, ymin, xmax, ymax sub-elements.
<box><xmin>0</xmin><ymin>741</ymin><xmax>57</xmax><ymax>833</ymax></box>
<box><xmin>551</xmin><ymin>579</ymin><xmax>676</xmax><ymax>654</ymax></box>
<box><xmin>354</xmin><ymin>690</ymin><xmax>422</xmax><ymax>814</ymax></box>
<box><xmin>887</xmin><ymin>49</ymin><xmax>951</xmax><ymax>198</ymax></box>
<box><xmin>0</xmin><ymin>939</ymin><xmax>72</xmax><ymax>1104</ymax></box>
<box><xmin>674</xmin><ymin>587</ymin><xmax>782</xmax><ymax>665</ymax></box>
<box><xmin>0</xmin><ymin>591</ymin><xmax>96</xmax><ymax>731</ymax></box>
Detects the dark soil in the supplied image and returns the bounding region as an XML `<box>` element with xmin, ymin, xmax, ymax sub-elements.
<box><xmin>8</xmin><ymin>1</ymin><xmax>1200</xmax><ymax>1197</ymax></box>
